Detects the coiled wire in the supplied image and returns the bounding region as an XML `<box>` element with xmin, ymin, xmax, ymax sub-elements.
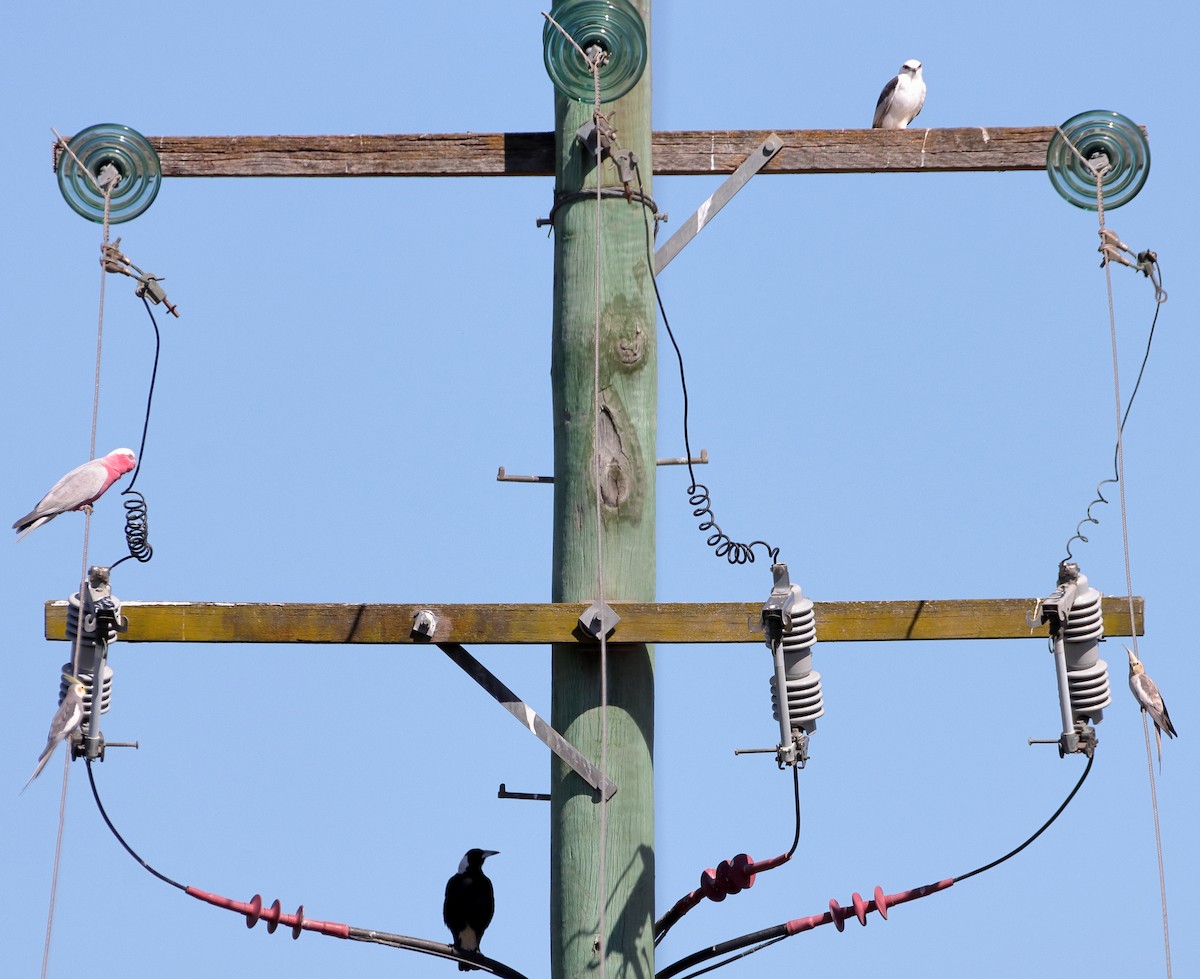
<box><xmin>1063</xmin><ymin>265</ymin><xmax>1162</xmax><ymax>563</ymax></box>
<box><xmin>686</xmin><ymin>483</ymin><xmax>779</xmax><ymax>565</ymax></box>
<box><xmin>118</xmin><ymin>491</ymin><xmax>153</xmax><ymax>564</ymax></box>
<box><xmin>110</xmin><ymin>295</ymin><xmax>160</xmax><ymax>570</ymax></box>
<box><xmin>634</xmin><ymin>160</ymin><xmax>781</xmax><ymax>567</ymax></box>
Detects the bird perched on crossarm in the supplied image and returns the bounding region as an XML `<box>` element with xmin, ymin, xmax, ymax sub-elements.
<box><xmin>444</xmin><ymin>848</ymin><xmax>498</xmax><ymax>971</ymax></box>
<box><xmin>873</xmin><ymin>59</ymin><xmax>926</xmax><ymax>129</ymax></box>
<box><xmin>1126</xmin><ymin>645</ymin><xmax>1177</xmax><ymax>771</ymax></box>
<box><xmin>13</xmin><ymin>448</ymin><xmax>137</xmax><ymax>540</ymax></box>
<box><xmin>23</xmin><ymin>676</ymin><xmax>87</xmax><ymax>792</ymax></box>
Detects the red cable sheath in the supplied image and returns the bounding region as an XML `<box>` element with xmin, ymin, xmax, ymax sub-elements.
<box><xmin>784</xmin><ymin>878</ymin><xmax>955</xmax><ymax>936</ymax></box>
<box><xmin>185</xmin><ymin>887</ymin><xmax>351</xmax><ymax>939</ymax></box>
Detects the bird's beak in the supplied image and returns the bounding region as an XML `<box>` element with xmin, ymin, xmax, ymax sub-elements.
<box><xmin>482</xmin><ymin>850</ymin><xmax>500</xmax><ymax>859</ymax></box>
<box><xmin>61</xmin><ymin>673</ymin><xmax>83</xmax><ymax>684</ymax></box>
<box><xmin>1124</xmin><ymin>644</ymin><xmax>1137</xmax><ymax>666</ymax></box>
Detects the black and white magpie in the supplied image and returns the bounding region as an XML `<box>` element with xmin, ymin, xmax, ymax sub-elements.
<box><xmin>443</xmin><ymin>848</ymin><xmax>499</xmax><ymax>971</ymax></box>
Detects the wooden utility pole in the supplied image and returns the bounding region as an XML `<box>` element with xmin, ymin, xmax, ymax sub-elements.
<box><xmin>548</xmin><ymin>2</ymin><xmax>656</xmax><ymax>974</ymax></box>
<box><xmin>50</xmin><ymin>73</ymin><xmax>1149</xmax><ymax>978</ymax></box>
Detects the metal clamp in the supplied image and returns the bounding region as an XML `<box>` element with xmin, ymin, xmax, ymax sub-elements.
<box><xmin>100</xmin><ymin>237</ymin><xmax>180</xmax><ymax>317</ymax></box>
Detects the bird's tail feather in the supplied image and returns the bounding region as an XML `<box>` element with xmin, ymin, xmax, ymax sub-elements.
<box><xmin>21</xmin><ymin>750</ymin><xmax>53</xmax><ymax>793</ymax></box>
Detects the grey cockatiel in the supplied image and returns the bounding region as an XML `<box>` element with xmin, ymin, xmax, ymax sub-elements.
<box><xmin>23</xmin><ymin>676</ymin><xmax>87</xmax><ymax>792</ymax></box>
<box><xmin>1126</xmin><ymin>645</ymin><xmax>1177</xmax><ymax>771</ymax></box>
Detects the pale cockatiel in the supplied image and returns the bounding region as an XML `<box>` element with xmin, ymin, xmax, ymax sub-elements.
<box><xmin>1126</xmin><ymin>645</ymin><xmax>1177</xmax><ymax>771</ymax></box>
<box><xmin>873</xmin><ymin>59</ymin><xmax>926</xmax><ymax>129</ymax></box>
<box><xmin>23</xmin><ymin>676</ymin><xmax>87</xmax><ymax>792</ymax></box>
<box><xmin>12</xmin><ymin>448</ymin><xmax>136</xmax><ymax>540</ymax></box>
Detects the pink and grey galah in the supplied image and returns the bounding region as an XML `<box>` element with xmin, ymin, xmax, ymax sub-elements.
<box><xmin>12</xmin><ymin>448</ymin><xmax>136</xmax><ymax>540</ymax></box>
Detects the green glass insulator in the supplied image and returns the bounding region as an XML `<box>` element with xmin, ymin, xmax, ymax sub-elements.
<box><xmin>543</xmin><ymin>0</ymin><xmax>647</xmax><ymax>103</ymax></box>
<box><xmin>57</xmin><ymin>123</ymin><xmax>162</xmax><ymax>224</ymax></box>
<box><xmin>1047</xmin><ymin>110</ymin><xmax>1150</xmax><ymax>211</ymax></box>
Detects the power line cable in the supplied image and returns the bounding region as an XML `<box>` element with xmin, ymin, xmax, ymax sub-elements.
<box><xmin>41</xmin><ymin>131</ymin><xmax>119</xmax><ymax>979</ymax></box>
<box><xmin>634</xmin><ymin>162</ymin><xmax>780</xmax><ymax>567</ymax></box>
<box><xmin>657</xmin><ymin>756</ymin><xmax>1093</xmax><ymax>978</ymax></box>
<box><xmin>110</xmin><ymin>295</ymin><xmax>162</xmax><ymax>569</ymax></box>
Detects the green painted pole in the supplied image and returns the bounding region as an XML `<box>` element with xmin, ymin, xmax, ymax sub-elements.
<box><xmin>549</xmin><ymin>2</ymin><xmax>656</xmax><ymax>976</ymax></box>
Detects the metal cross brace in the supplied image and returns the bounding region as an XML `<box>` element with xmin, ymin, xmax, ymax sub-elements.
<box><xmin>438</xmin><ymin>642</ymin><xmax>617</xmax><ymax>800</ymax></box>
<box><xmin>653</xmin><ymin>133</ymin><xmax>783</xmax><ymax>274</ymax></box>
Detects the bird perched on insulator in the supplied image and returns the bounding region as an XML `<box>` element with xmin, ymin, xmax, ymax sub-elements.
<box><xmin>23</xmin><ymin>676</ymin><xmax>87</xmax><ymax>792</ymax></box>
<box><xmin>13</xmin><ymin>448</ymin><xmax>136</xmax><ymax>540</ymax></box>
<box><xmin>444</xmin><ymin>848</ymin><xmax>498</xmax><ymax>971</ymax></box>
<box><xmin>1126</xmin><ymin>646</ymin><xmax>1177</xmax><ymax>771</ymax></box>
<box><xmin>873</xmin><ymin>59</ymin><xmax>926</xmax><ymax>129</ymax></box>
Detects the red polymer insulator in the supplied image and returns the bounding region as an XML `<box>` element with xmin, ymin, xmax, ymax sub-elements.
<box><xmin>699</xmin><ymin>854</ymin><xmax>758</xmax><ymax>902</ymax></box>
<box><xmin>185</xmin><ymin>887</ymin><xmax>351</xmax><ymax>940</ymax></box>
<box><xmin>727</xmin><ymin>854</ymin><xmax>755</xmax><ymax>891</ymax></box>
<box><xmin>245</xmin><ymin>894</ymin><xmax>262</xmax><ymax>929</ymax></box>
<box><xmin>783</xmin><ymin>879</ymin><xmax>955</xmax><ymax>937</ymax></box>
<box><xmin>699</xmin><ymin>868</ymin><xmax>724</xmax><ymax>902</ymax></box>
<box><xmin>874</xmin><ymin>885</ymin><xmax>889</xmax><ymax>920</ymax></box>
<box><xmin>828</xmin><ymin>898</ymin><xmax>846</xmax><ymax>932</ymax></box>
<box><xmin>851</xmin><ymin>891</ymin><xmax>869</xmax><ymax>926</ymax></box>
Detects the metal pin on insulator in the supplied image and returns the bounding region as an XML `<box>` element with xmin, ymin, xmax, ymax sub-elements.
<box><xmin>763</xmin><ymin>563</ymin><xmax>823</xmax><ymax>768</ymax></box>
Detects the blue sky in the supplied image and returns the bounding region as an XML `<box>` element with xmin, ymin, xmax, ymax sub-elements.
<box><xmin>3</xmin><ymin>2</ymin><xmax>1196</xmax><ymax>977</ymax></box>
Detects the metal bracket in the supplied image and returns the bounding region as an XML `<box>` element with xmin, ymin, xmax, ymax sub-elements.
<box><xmin>761</xmin><ymin>561</ymin><xmax>795</xmax><ymax>649</ymax></box>
<box><xmin>498</xmin><ymin>783</ymin><xmax>551</xmax><ymax>802</ymax></box>
<box><xmin>654</xmin><ymin>133</ymin><xmax>783</xmax><ymax>275</ymax></box>
<box><xmin>575</xmin><ymin>114</ymin><xmax>618</xmax><ymax>162</ymax></box>
<box><xmin>439</xmin><ymin>643</ymin><xmax>617</xmax><ymax>800</ymax></box>
<box><xmin>578</xmin><ymin>601</ymin><xmax>620</xmax><ymax>639</ymax></box>
<box><xmin>497</xmin><ymin>449</ymin><xmax>708</xmax><ymax>484</ymax></box>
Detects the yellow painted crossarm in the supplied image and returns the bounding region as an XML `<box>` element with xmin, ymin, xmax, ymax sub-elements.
<box><xmin>43</xmin><ymin>597</ymin><xmax>1143</xmax><ymax>645</ymax></box>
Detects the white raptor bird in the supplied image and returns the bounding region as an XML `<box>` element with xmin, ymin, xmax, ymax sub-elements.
<box><xmin>1126</xmin><ymin>646</ymin><xmax>1177</xmax><ymax>771</ymax></box>
<box><xmin>873</xmin><ymin>59</ymin><xmax>926</xmax><ymax>129</ymax></box>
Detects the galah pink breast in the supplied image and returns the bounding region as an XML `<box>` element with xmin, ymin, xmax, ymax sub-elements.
<box><xmin>12</xmin><ymin>448</ymin><xmax>136</xmax><ymax>540</ymax></box>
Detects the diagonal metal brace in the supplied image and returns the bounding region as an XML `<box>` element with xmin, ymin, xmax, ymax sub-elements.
<box><xmin>654</xmin><ymin>133</ymin><xmax>783</xmax><ymax>275</ymax></box>
<box><xmin>438</xmin><ymin>643</ymin><xmax>617</xmax><ymax>800</ymax></box>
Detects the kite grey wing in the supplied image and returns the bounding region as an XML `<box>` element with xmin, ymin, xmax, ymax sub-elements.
<box><xmin>873</xmin><ymin>76</ymin><xmax>898</xmax><ymax>128</ymax></box>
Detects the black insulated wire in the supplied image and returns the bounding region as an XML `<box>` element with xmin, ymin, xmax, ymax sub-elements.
<box><xmin>657</xmin><ymin>755</ymin><xmax>1094</xmax><ymax>979</ymax></box>
<box><xmin>111</xmin><ymin>295</ymin><xmax>160</xmax><ymax>570</ymax></box>
<box><xmin>654</xmin><ymin>761</ymin><xmax>802</xmax><ymax>948</ymax></box>
<box><xmin>1063</xmin><ymin>273</ymin><xmax>1163</xmax><ymax>564</ymax></box>
<box><xmin>953</xmin><ymin>751</ymin><xmax>1095</xmax><ymax>884</ymax></box>
<box><xmin>634</xmin><ymin>161</ymin><xmax>780</xmax><ymax>567</ymax></box>
<box><xmin>85</xmin><ymin>757</ymin><xmax>186</xmax><ymax>891</ymax></box>
<box><xmin>674</xmin><ymin>935</ymin><xmax>789</xmax><ymax>979</ymax></box>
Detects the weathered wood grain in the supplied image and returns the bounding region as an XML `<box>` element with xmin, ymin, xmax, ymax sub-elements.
<box><xmin>43</xmin><ymin>597</ymin><xmax>1144</xmax><ymax>645</ymax></box>
<box><xmin>53</xmin><ymin>127</ymin><xmax>1098</xmax><ymax>178</ymax></box>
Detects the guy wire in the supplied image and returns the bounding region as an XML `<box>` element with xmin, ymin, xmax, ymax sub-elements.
<box><xmin>43</xmin><ymin>134</ymin><xmax>116</xmax><ymax>977</ymax></box>
<box><xmin>1092</xmin><ymin>164</ymin><xmax>1172</xmax><ymax>977</ymax></box>
<box><xmin>1062</xmin><ymin>282</ymin><xmax>1162</xmax><ymax>564</ymax></box>
<box><xmin>589</xmin><ymin>53</ymin><xmax>611</xmax><ymax>979</ymax></box>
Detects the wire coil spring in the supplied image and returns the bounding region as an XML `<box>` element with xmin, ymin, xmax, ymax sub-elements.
<box><xmin>1063</xmin><ymin>475</ymin><xmax>1113</xmax><ymax>564</ymax></box>
<box><xmin>687</xmin><ymin>482</ymin><xmax>779</xmax><ymax>565</ymax></box>
<box><xmin>120</xmin><ymin>489</ymin><xmax>153</xmax><ymax>564</ymax></box>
